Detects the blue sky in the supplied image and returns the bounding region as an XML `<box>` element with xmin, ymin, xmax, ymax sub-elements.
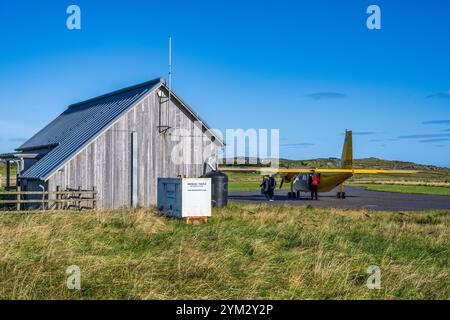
<box><xmin>0</xmin><ymin>0</ymin><xmax>449</xmax><ymax>166</ymax></box>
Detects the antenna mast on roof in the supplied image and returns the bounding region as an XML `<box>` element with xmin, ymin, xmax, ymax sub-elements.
<box><xmin>158</xmin><ymin>36</ymin><xmax>172</xmax><ymax>133</ymax></box>
<box><xmin>168</xmin><ymin>36</ymin><xmax>171</xmax><ymax>128</ymax></box>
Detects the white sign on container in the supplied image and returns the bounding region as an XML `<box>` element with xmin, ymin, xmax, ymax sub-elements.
<box><xmin>157</xmin><ymin>178</ymin><xmax>211</xmax><ymax>218</ymax></box>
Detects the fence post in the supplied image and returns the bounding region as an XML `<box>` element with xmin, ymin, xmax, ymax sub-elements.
<box><xmin>6</xmin><ymin>160</ymin><xmax>10</xmax><ymax>191</ymax></box>
<box><xmin>65</xmin><ymin>186</ymin><xmax>69</xmax><ymax>210</ymax></box>
<box><xmin>78</xmin><ymin>186</ymin><xmax>82</xmax><ymax>210</ymax></box>
<box><xmin>92</xmin><ymin>186</ymin><xmax>97</xmax><ymax>210</ymax></box>
<box><xmin>56</xmin><ymin>186</ymin><xmax>60</xmax><ymax>210</ymax></box>
<box><xmin>16</xmin><ymin>186</ymin><xmax>21</xmax><ymax>211</ymax></box>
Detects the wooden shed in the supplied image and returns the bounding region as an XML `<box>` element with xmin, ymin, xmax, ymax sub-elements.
<box><xmin>12</xmin><ymin>78</ymin><xmax>223</xmax><ymax>209</ymax></box>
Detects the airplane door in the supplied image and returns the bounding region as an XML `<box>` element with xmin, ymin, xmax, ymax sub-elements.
<box><xmin>294</xmin><ymin>173</ymin><xmax>310</xmax><ymax>192</ymax></box>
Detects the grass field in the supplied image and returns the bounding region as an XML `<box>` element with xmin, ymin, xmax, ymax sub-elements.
<box><xmin>227</xmin><ymin>172</ymin><xmax>288</xmax><ymax>191</ymax></box>
<box><xmin>228</xmin><ymin>181</ymin><xmax>261</xmax><ymax>191</ymax></box>
<box><xmin>0</xmin><ymin>163</ymin><xmax>17</xmax><ymax>191</ymax></box>
<box><xmin>228</xmin><ymin>179</ymin><xmax>289</xmax><ymax>191</ymax></box>
<box><xmin>222</xmin><ymin>157</ymin><xmax>450</xmax><ymax>190</ymax></box>
<box><xmin>226</xmin><ymin>170</ymin><xmax>450</xmax><ymax>194</ymax></box>
<box><xmin>0</xmin><ymin>163</ymin><xmax>16</xmax><ymax>177</ymax></box>
<box><xmin>0</xmin><ymin>204</ymin><xmax>448</xmax><ymax>299</ymax></box>
<box><xmin>227</xmin><ymin>174</ymin><xmax>450</xmax><ymax>194</ymax></box>
<box><xmin>356</xmin><ymin>184</ymin><xmax>450</xmax><ymax>196</ymax></box>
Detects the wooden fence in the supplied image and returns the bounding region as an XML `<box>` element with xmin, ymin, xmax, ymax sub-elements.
<box><xmin>0</xmin><ymin>186</ymin><xmax>97</xmax><ymax>211</ymax></box>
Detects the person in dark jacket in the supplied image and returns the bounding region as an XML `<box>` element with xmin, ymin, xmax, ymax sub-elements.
<box><xmin>260</xmin><ymin>175</ymin><xmax>271</xmax><ymax>201</ymax></box>
<box><xmin>310</xmin><ymin>172</ymin><xmax>320</xmax><ymax>200</ymax></box>
<box><xmin>268</xmin><ymin>175</ymin><xmax>277</xmax><ymax>201</ymax></box>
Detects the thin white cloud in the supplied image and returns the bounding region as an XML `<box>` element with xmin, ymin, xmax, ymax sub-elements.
<box><xmin>426</xmin><ymin>91</ymin><xmax>450</xmax><ymax>99</ymax></box>
<box><xmin>422</xmin><ymin>120</ymin><xmax>450</xmax><ymax>124</ymax></box>
<box><xmin>281</xmin><ymin>142</ymin><xmax>315</xmax><ymax>148</ymax></box>
<box><xmin>352</xmin><ymin>131</ymin><xmax>375</xmax><ymax>136</ymax></box>
<box><xmin>420</xmin><ymin>138</ymin><xmax>450</xmax><ymax>143</ymax></box>
<box><xmin>398</xmin><ymin>133</ymin><xmax>450</xmax><ymax>139</ymax></box>
<box><xmin>306</xmin><ymin>92</ymin><xmax>346</xmax><ymax>100</ymax></box>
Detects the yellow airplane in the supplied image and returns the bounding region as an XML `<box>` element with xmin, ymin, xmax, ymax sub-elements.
<box><xmin>221</xmin><ymin>130</ymin><xmax>418</xmax><ymax>199</ymax></box>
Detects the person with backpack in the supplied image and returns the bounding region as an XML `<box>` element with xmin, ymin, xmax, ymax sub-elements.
<box><xmin>268</xmin><ymin>175</ymin><xmax>277</xmax><ymax>201</ymax></box>
<box><xmin>310</xmin><ymin>172</ymin><xmax>320</xmax><ymax>200</ymax></box>
<box><xmin>260</xmin><ymin>175</ymin><xmax>271</xmax><ymax>201</ymax></box>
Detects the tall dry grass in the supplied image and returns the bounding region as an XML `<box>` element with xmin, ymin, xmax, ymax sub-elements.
<box><xmin>0</xmin><ymin>204</ymin><xmax>448</xmax><ymax>299</ymax></box>
<box><xmin>350</xmin><ymin>180</ymin><xmax>450</xmax><ymax>187</ymax></box>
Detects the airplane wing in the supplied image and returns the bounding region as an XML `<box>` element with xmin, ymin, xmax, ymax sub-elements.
<box><xmin>219</xmin><ymin>167</ymin><xmax>419</xmax><ymax>174</ymax></box>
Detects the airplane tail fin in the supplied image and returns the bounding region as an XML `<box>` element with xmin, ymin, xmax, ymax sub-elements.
<box><xmin>340</xmin><ymin>130</ymin><xmax>353</xmax><ymax>169</ymax></box>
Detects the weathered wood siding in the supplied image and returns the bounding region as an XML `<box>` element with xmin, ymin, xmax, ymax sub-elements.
<box><xmin>45</xmin><ymin>88</ymin><xmax>220</xmax><ymax>209</ymax></box>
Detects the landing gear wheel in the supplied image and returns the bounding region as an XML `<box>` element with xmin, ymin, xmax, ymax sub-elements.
<box><xmin>341</xmin><ymin>192</ymin><xmax>346</xmax><ymax>199</ymax></box>
<box><xmin>297</xmin><ymin>191</ymin><xmax>301</xmax><ymax>199</ymax></box>
<box><xmin>337</xmin><ymin>192</ymin><xmax>341</xmax><ymax>199</ymax></box>
<box><xmin>292</xmin><ymin>192</ymin><xmax>297</xmax><ymax>199</ymax></box>
<box><xmin>288</xmin><ymin>192</ymin><xmax>292</xmax><ymax>199</ymax></box>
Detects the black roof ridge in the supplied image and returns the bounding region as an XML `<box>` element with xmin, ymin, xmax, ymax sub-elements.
<box><xmin>68</xmin><ymin>77</ymin><xmax>164</xmax><ymax>110</ymax></box>
<box><xmin>16</xmin><ymin>143</ymin><xmax>59</xmax><ymax>152</ymax></box>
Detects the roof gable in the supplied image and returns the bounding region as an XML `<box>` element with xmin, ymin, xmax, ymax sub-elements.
<box><xmin>20</xmin><ymin>78</ymin><xmax>162</xmax><ymax>180</ymax></box>
<box><xmin>17</xmin><ymin>78</ymin><xmax>163</xmax><ymax>151</ymax></box>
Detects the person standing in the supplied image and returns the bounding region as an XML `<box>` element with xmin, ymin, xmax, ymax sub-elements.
<box><xmin>310</xmin><ymin>172</ymin><xmax>320</xmax><ymax>200</ymax></box>
<box><xmin>268</xmin><ymin>175</ymin><xmax>277</xmax><ymax>201</ymax></box>
<box><xmin>260</xmin><ymin>175</ymin><xmax>271</xmax><ymax>201</ymax></box>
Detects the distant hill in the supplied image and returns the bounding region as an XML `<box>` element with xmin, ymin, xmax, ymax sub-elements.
<box><xmin>281</xmin><ymin>157</ymin><xmax>449</xmax><ymax>171</ymax></box>
<box><xmin>221</xmin><ymin>157</ymin><xmax>450</xmax><ymax>183</ymax></box>
<box><xmin>221</xmin><ymin>157</ymin><xmax>450</xmax><ymax>171</ymax></box>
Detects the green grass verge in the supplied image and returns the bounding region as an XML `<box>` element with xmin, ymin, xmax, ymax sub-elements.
<box><xmin>229</xmin><ymin>181</ymin><xmax>262</xmax><ymax>191</ymax></box>
<box><xmin>0</xmin><ymin>163</ymin><xmax>16</xmax><ymax>177</ymax></box>
<box><xmin>356</xmin><ymin>184</ymin><xmax>450</xmax><ymax>196</ymax></box>
<box><xmin>228</xmin><ymin>181</ymin><xmax>289</xmax><ymax>191</ymax></box>
<box><xmin>227</xmin><ymin>172</ymin><xmax>288</xmax><ymax>191</ymax></box>
<box><xmin>228</xmin><ymin>181</ymin><xmax>258</xmax><ymax>191</ymax></box>
<box><xmin>0</xmin><ymin>204</ymin><xmax>448</xmax><ymax>299</ymax></box>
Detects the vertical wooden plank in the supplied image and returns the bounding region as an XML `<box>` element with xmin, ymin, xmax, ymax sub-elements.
<box><xmin>142</xmin><ymin>102</ymin><xmax>147</xmax><ymax>205</ymax></box>
<box><xmin>141</xmin><ymin>99</ymin><xmax>147</xmax><ymax>206</ymax></box>
<box><xmin>135</xmin><ymin>103</ymin><xmax>140</xmax><ymax>205</ymax></box>
<box><xmin>92</xmin><ymin>186</ymin><xmax>97</xmax><ymax>210</ymax></box>
<box><xmin>56</xmin><ymin>185</ymin><xmax>60</xmax><ymax>210</ymax></box>
<box><xmin>145</xmin><ymin>96</ymin><xmax>151</xmax><ymax>206</ymax></box>
<box><xmin>16</xmin><ymin>186</ymin><xmax>21</xmax><ymax>211</ymax></box>
<box><xmin>131</xmin><ymin>130</ymin><xmax>138</xmax><ymax>208</ymax></box>
<box><xmin>122</xmin><ymin>115</ymin><xmax>127</xmax><ymax>208</ymax></box>
<box><xmin>97</xmin><ymin>134</ymin><xmax>105</xmax><ymax>210</ymax></box>
<box><xmin>151</xmin><ymin>93</ymin><xmax>158</xmax><ymax>205</ymax></box>
<box><xmin>111</xmin><ymin>125</ymin><xmax>117</xmax><ymax>209</ymax></box>
<box><xmin>150</xmin><ymin>94</ymin><xmax>155</xmax><ymax>202</ymax></box>
<box><xmin>105</xmin><ymin>129</ymin><xmax>112</xmax><ymax>209</ymax></box>
<box><xmin>78</xmin><ymin>186</ymin><xmax>82</xmax><ymax>210</ymax></box>
<box><xmin>86</xmin><ymin>145</ymin><xmax>92</xmax><ymax>189</ymax></box>
<box><xmin>114</xmin><ymin>122</ymin><xmax>122</xmax><ymax>207</ymax></box>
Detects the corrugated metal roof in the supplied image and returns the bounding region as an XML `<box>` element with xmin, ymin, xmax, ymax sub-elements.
<box><xmin>20</xmin><ymin>78</ymin><xmax>162</xmax><ymax>180</ymax></box>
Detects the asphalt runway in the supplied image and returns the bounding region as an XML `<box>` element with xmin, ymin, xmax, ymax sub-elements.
<box><xmin>228</xmin><ymin>186</ymin><xmax>450</xmax><ymax>211</ymax></box>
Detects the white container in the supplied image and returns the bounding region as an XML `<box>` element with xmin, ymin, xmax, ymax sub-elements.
<box><xmin>157</xmin><ymin>178</ymin><xmax>211</xmax><ymax>218</ymax></box>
